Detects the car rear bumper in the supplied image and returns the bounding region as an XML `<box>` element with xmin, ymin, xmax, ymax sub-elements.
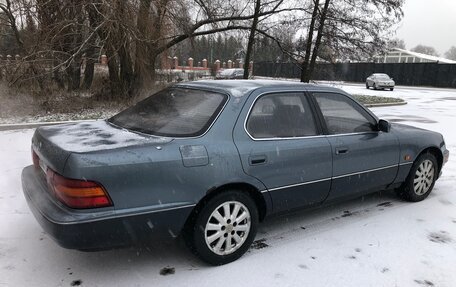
<box><xmin>21</xmin><ymin>165</ymin><xmax>195</xmax><ymax>250</ymax></box>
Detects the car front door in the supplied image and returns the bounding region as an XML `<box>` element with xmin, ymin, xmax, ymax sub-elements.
<box><xmin>233</xmin><ymin>90</ymin><xmax>332</xmax><ymax>213</ymax></box>
<box><xmin>311</xmin><ymin>91</ymin><xmax>400</xmax><ymax>200</ymax></box>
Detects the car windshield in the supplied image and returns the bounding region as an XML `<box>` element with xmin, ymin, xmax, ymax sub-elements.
<box><xmin>376</xmin><ymin>74</ymin><xmax>391</xmax><ymax>80</ymax></box>
<box><xmin>109</xmin><ymin>88</ymin><xmax>227</xmax><ymax>137</ymax></box>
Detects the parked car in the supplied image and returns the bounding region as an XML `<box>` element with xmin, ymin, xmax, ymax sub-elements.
<box><xmin>366</xmin><ymin>73</ymin><xmax>395</xmax><ymax>90</ymax></box>
<box><xmin>22</xmin><ymin>80</ymin><xmax>449</xmax><ymax>265</ymax></box>
<box><xmin>215</xmin><ymin>68</ymin><xmax>245</xmax><ymax>79</ymax></box>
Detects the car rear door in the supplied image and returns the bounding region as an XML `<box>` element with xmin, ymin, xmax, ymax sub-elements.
<box><xmin>310</xmin><ymin>91</ymin><xmax>400</xmax><ymax>200</ymax></box>
<box><xmin>233</xmin><ymin>89</ymin><xmax>332</xmax><ymax>213</ymax></box>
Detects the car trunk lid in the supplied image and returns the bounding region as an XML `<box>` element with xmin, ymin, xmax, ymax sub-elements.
<box><xmin>32</xmin><ymin>120</ymin><xmax>172</xmax><ymax>174</ymax></box>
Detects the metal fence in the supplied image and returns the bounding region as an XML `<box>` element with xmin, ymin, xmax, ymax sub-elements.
<box><xmin>254</xmin><ymin>62</ymin><xmax>456</xmax><ymax>88</ymax></box>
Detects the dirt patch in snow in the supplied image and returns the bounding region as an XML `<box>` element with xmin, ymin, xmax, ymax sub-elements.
<box><xmin>159</xmin><ymin>266</ymin><xmax>175</xmax><ymax>276</ymax></box>
<box><xmin>439</xmin><ymin>199</ymin><xmax>453</xmax><ymax>205</ymax></box>
<box><xmin>376</xmin><ymin>201</ymin><xmax>393</xmax><ymax>207</ymax></box>
<box><xmin>414</xmin><ymin>279</ymin><xmax>435</xmax><ymax>286</ymax></box>
<box><xmin>70</xmin><ymin>279</ymin><xmax>82</xmax><ymax>286</ymax></box>
<box><xmin>428</xmin><ymin>231</ymin><xmax>452</xmax><ymax>243</ymax></box>
<box><xmin>341</xmin><ymin>210</ymin><xmax>359</xmax><ymax>217</ymax></box>
<box><xmin>251</xmin><ymin>238</ymin><xmax>269</xmax><ymax>250</ymax></box>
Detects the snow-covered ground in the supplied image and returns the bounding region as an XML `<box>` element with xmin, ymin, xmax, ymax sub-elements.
<box><xmin>0</xmin><ymin>84</ymin><xmax>455</xmax><ymax>287</ymax></box>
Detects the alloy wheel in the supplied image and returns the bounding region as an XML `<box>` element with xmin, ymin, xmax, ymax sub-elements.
<box><xmin>204</xmin><ymin>201</ymin><xmax>251</xmax><ymax>256</ymax></box>
<box><xmin>413</xmin><ymin>159</ymin><xmax>435</xmax><ymax>195</ymax></box>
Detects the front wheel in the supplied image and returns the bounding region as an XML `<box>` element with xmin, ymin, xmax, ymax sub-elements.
<box><xmin>366</xmin><ymin>82</ymin><xmax>369</xmax><ymax>89</ymax></box>
<box><xmin>390</xmin><ymin>88</ymin><xmax>394</xmax><ymax>91</ymax></box>
<box><xmin>186</xmin><ymin>190</ymin><xmax>259</xmax><ymax>265</ymax></box>
<box><xmin>396</xmin><ymin>153</ymin><xmax>438</xmax><ymax>202</ymax></box>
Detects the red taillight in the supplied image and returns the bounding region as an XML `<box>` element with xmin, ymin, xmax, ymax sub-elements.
<box><xmin>46</xmin><ymin>169</ymin><xmax>112</xmax><ymax>209</ymax></box>
<box><xmin>32</xmin><ymin>148</ymin><xmax>40</xmax><ymax>168</ymax></box>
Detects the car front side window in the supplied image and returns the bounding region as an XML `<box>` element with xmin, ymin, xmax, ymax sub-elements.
<box><xmin>246</xmin><ymin>93</ymin><xmax>318</xmax><ymax>139</ymax></box>
<box><xmin>313</xmin><ymin>92</ymin><xmax>377</xmax><ymax>134</ymax></box>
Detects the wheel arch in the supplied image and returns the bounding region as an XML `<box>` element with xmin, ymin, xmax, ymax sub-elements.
<box><xmin>418</xmin><ymin>146</ymin><xmax>443</xmax><ymax>173</ymax></box>
<box><xmin>184</xmin><ymin>182</ymin><xmax>268</xmax><ymax>234</ymax></box>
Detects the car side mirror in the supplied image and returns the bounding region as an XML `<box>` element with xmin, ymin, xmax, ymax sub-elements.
<box><xmin>378</xmin><ymin>119</ymin><xmax>390</xmax><ymax>133</ymax></box>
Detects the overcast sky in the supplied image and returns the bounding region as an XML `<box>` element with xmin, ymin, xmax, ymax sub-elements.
<box><xmin>396</xmin><ymin>0</ymin><xmax>456</xmax><ymax>55</ymax></box>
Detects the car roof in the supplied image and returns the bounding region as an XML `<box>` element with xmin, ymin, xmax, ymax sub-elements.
<box><xmin>174</xmin><ymin>80</ymin><xmax>341</xmax><ymax>97</ymax></box>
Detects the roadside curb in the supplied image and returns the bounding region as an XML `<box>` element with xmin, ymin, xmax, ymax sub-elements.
<box><xmin>0</xmin><ymin>119</ymin><xmax>96</xmax><ymax>132</ymax></box>
<box><xmin>363</xmin><ymin>101</ymin><xmax>408</xmax><ymax>108</ymax></box>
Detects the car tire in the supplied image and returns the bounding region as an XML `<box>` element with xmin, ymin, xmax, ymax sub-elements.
<box><xmin>186</xmin><ymin>190</ymin><xmax>259</xmax><ymax>265</ymax></box>
<box><xmin>373</xmin><ymin>83</ymin><xmax>377</xmax><ymax>90</ymax></box>
<box><xmin>366</xmin><ymin>82</ymin><xmax>369</xmax><ymax>89</ymax></box>
<box><xmin>396</xmin><ymin>153</ymin><xmax>438</xmax><ymax>202</ymax></box>
<box><xmin>390</xmin><ymin>88</ymin><xmax>394</xmax><ymax>91</ymax></box>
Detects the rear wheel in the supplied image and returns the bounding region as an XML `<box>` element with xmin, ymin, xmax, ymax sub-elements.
<box><xmin>396</xmin><ymin>153</ymin><xmax>438</xmax><ymax>202</ymax></box>
<box><xmin>186</xmin><ymin>190</ymin><xmax>258</xmax><ymax>265</ymax></box>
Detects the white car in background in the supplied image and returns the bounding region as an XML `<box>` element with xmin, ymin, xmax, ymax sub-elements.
<box><xmin>366</xmin><ymin>73</ymin><xmax>395</xmax><ymax>91</ymax></box>
<box><xmin>215</xmin><ymin>68</ymin><xmax>245</xmax><ymax>79</ymax></box>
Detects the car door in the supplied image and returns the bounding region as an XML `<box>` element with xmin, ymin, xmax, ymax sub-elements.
<box><xmin>233</xmin><ymin>90</ymin><xmax>332</xmax><ymax>213</ymax></box>
<box><xmin>311</xmin><ymin>91</ymin><xmax>400</xmax><ymax>200</ymax></box>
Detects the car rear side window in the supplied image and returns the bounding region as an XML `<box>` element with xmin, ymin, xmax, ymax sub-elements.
<box><xmin>246</xmin><ymin>93</ymin><xmax>318</xmax><ymax>139</ymax></box>
<box><xmin>313</xmin><ymin>92</ymin><xmax>377</xmax><ymax>134</ymax></box>
<box><xmin>109</xmin><ymin>88</ymin><xmax>227</xmax><ymax>137</ymax></box>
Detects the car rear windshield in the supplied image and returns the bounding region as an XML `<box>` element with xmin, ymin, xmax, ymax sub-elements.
<box><xmin>108</xmin><ymin>88</ymin><xmax>228</xmax><ymax>137</ymax></box>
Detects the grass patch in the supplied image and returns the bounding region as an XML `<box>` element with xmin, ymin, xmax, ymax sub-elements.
<box><xmin>352</xmin><ymin>94</ymin><xmax>405</xmax><ymax>105</ymax></box>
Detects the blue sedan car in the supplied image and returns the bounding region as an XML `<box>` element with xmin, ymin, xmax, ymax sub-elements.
<box><xmin>22</xmin><ymin>80</ymin><xmax>449</xmax><ymax>265</ymax></box>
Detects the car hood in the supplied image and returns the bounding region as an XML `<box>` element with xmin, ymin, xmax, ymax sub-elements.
<box><xmin>35</xmin><ymin>120</ymin><xmax>172</xmax><ymax>154</ymax></box>
<box><xmin>391</xmin><ymin>122</ymin><xmax>428</xmax><ymax>133</ymax></box>
<box><xmin>390</xmin><ymin>122</ymin><xmax>443</xmax><ymax>142</ymax></box>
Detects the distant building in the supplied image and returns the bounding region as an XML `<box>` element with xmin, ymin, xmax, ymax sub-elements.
<box><xmin>375</xmin><ymin>48</ymin><xmax>456</xmax><ymax>64</ymax></box>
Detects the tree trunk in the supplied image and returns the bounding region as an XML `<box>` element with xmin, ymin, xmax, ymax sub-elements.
<box><xmin>133</xmin><ymin>0</ymin><xmax>153</xmax><ymax>95</ymax></box>
<box><xmin>119</xmin><ymin>44</ymin><xmax>134</xmax><ymax>95</ymax></box>
<box><xmin>82</xmin><ymin>57</ymin><xmax>95</xmax><ymax>90</ymax></box>
<box><xmin>105</xmin><ymin>47</ymin><xmax>123</xmax><ymax>99</ymax></box>
<box><xmin>67</xmin><ymin>59</ymin><xmax>81</xmax><ymax>91</ymax></box>
<box><xmin>243</xmin><ymin>0</ymin><xmax>261</xmax><ymax>79</ymax></box>
<box><xmin>308</xmin><ymin>0</ymin><xmax>331</xmax><ymax>81</ymax></box>
<box><xmin>301</xmin><ymin>0</ymin><xmax>320</xmax><ymax>82</ymax></box>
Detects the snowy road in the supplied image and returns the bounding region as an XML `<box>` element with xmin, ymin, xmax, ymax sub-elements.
<box><xmin>1</xmin><ymin>85</ymin><xmax>455</xmax><ymax>287</ymax></box>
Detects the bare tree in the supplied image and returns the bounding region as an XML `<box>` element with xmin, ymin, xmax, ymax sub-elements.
<box><xmin>297</xmin><ymin>0</ymin><xmax>403</xmax><ymax>82</ymax></box>
<box><xmin>411</xmin><ymin>44</ymin><xmax>439</xmax><ymax>57</ymax></box>
<box><xmin>444</xmin><ymin>46</ymin><xmax>456</xmax><ymax>60</ymax></box>
<box><xmin>0</xmin><ymin>0</ymin><xmax>24</xmax><ymax>51</ymax></box>
<box><xmin>388</xmin><ymin>38</ymin><xmax>406</xmax><ymax>50</ymax></box>
<box><xmin>243</xmin><ymin>0</ymin><xmax>261</xmax><ymax>79</ymax></box>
